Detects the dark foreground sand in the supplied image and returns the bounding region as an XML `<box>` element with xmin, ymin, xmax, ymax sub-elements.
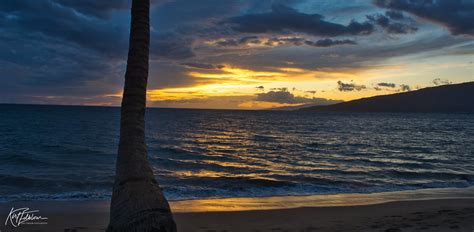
<box><xmin>1</xmin><ymin>190</ymin><xmax>473</xmax><ymax>232</ymax></box>
<box><xmin>1</xmin><ymin>199</ymin><xmax>473</xmax><ymax>232</ymax></box>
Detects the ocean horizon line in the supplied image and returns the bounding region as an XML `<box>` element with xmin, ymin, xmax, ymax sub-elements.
<box><xmin>0</xmin><ymin>102</ymin><xmax>268</xmax><ymax>111</ymax></box>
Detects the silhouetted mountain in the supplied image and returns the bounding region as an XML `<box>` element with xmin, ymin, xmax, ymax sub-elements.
<box><xmin>299</xmin><ymin>82</ymin><xmax>474</xmax><ymax>113</ymax></box>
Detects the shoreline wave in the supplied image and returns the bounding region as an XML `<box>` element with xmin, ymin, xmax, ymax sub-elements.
<box><xmin>2</xmin><ymin>184</ymin><xmax>474</xmax><ymax>204</ymax></box>
<box><xmin>1</xmin><ymin>186</ymin><xmax>474</xmax><ymax>213</ymax></box>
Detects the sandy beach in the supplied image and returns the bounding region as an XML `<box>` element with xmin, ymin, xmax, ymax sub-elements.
<box><xmin>1</xmin><ymin>188</ymin><xmax>473</xmax><ymax>232</ymax></box>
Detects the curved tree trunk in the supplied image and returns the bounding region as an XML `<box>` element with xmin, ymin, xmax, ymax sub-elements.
<box><xmin>107</xmin><ymin>0</ymin><xmax>176</xmax><ymax>231</ymax></box>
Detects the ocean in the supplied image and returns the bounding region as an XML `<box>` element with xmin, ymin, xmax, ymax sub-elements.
<box><xmin>0</xmin><ymin>104</ymin><xmax>473</xmax><ymax>202</ymax></box>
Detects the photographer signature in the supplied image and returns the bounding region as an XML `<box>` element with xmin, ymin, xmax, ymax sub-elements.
<box><xmin>4</xmin><ymin>207</ymin><xmax>48</xmax><ymax>227</ymax></box>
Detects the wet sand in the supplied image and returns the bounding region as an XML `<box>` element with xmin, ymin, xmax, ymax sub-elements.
<box><xmin>1</xmin><ymin>188</ymin><xmax>473</xmax><ymax>232</ymax></box>
<box><xmin>176</xmin><ymin>199</ymin><xmax>474</xmax><ymax>232</ymax></box>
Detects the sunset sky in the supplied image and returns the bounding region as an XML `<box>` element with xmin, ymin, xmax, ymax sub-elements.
<box><xmin>0</xmin><ymin>0</ymin><xmax>473</xmax><ymax>109</ymax></box>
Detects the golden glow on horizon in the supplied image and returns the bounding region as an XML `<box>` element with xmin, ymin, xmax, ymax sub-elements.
<box><xmin>147</xmin><ymin>84</ymin><xmax>255</xmax><ymax>101</ymax></box>
<box><xmin>143</xmin><ymin>64</ymin><xmax>406</xmax><ymax>108</ymax></box>
<box><xmin>101</xmin><ymin>57</ymin><xmax>473</xmax><ymax>109</ymax></box>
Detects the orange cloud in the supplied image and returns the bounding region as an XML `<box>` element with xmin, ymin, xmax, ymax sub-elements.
<box><xmin>188</xmin><ymin>65</ymin><xmax>286</xmax><ymax>83</ymax></box>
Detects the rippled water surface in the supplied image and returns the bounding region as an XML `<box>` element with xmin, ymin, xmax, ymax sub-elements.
<box><xmin>0</xmin><ymin>104</ymin><xmax>473</xmax><ymax>202</ymax></box>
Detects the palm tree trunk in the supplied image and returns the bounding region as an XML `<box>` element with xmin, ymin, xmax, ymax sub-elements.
<box><xmin>107</xmin><ymin>0</ymin><xmax>176</xmax><ymax>231</ymax></box>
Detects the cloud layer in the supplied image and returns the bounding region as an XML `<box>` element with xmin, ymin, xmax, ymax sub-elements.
<box><xmin>256</xmin><ymin>89</ymin><xmax>341</xmax><ymax>105</ymax></box>
<box><xmin>374</xmin><ymin>0</ymin><xmax>474</xmax><ymax>35</ymax></box>
<box><xmin>0</xmin><ymin>0</ymin><xmax>472</xmax><ymax>108</ymax></box>
<box><xmin>225</xmin><ymin>4</ymin><xmax>374</xmax><ymax>36</ymax></box>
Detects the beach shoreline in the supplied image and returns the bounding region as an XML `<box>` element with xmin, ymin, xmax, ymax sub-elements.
<box><xmin>1</xmin><ymin>187</ymin><xmax>473</xmax><ymax>231</ymax></box>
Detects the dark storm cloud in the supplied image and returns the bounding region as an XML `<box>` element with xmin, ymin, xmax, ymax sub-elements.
<box><xmin>366</xmin><ymin>14</ymin><xmax>417</xmax><ymax>34</ymax></box>
<box><xmin>152</xmin><ymin>0</ymin><xmax>245</xmax><ymax>31</ymax></box>
<box><xmin>337</xmin><ymin>81</ymin><xmax>367</xmax><ymax>92</ymax></box>
<box><xmin>224</xmin><ymin>4</ymin><xmax>374</xmax><ymax>37</ymax></box>
<box><xmin>304</xmin><ymin>39</ymin><xmax>357</xmax><ymax>47</ymax></box>
<box><xmin>0</xmin><ymin>0</ymin><xmax>128</xmax><ymax>57</ymax></box>
<box><xmin>0</xmin><ymin>0</ymin><xmax>130</xmax><ymax>103</ymax></box>
<box><xmin>256</xmin><ymin>90</ymin><xmax>341</xmax><ymax>105</ymax></box>
<box><xmin>52</xmin><ymin>0</ymin><xmax>130</xmax><ymax>19</ymax></box>
<box><xmin>0</xmin><ymin>33</ymin><xmax>121</xmax><ymax>95</ymax></box>
<box><xmin>53</xmin><ymin>0</ymin><xmax>166</xmax><ymax>19</ymax></box>
<box><xmin>216</xmin><ymin>36</ymin><xmax>356</xmax><ymax>48</ymax></box>
<box><xmin>152</xmin><ymin>37</ymin><xmax>196</xmax><ymax>60</ymax></box>
<box><xmin>0</xmin><ymin>58</ymin><xmax>120</xmax><ymax>101</ymax></box>
<box><xmin>216</xmin><ymin>36</ymin><xmax>262</xmax><ymax>47</ymax></box>
<box><xmin>0</xmin><ymin>0</ymin><xmax>192</xmax><ymax>60</ymax></box>
<box><xmin>377</xmin><ymin>82</ymin><xmax>397</xmax><ymax>88</ymax></box>
<box><xmin>374</xmin><ymin>0</ymin><xmax>474</xmax><ymax>36</ymax></box>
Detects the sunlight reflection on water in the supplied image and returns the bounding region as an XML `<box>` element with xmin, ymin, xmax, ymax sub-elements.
<box><xmin>0</xmin><ymin>105</ymin><xmax>473</xmax><ymax>202</ymax></box>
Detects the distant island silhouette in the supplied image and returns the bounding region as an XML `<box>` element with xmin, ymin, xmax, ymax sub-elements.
<box><xmin>299</xmin><ymin>82</ymin><xmax>474</xmax><ymax>113</ymax></box>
